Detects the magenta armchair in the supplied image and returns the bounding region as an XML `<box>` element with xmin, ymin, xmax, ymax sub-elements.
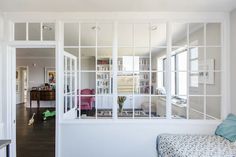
<box><xmin>78</xmin><ymin>89</ymin><xmax>95</xmax><ymax>111</ymax></box>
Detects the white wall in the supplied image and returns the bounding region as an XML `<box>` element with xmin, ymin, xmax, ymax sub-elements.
<box><xmin>231</xmin><ymin>9</ymin><xmax>236</xmax><ymax>114</ymax></box>
<box><xmin>0</xmin><ymin>12</ymin><xmax>3</xmax><ymax>128</ymax></box>
<box><xmin>60</xmin><ymin>121</ymin><xmax>219</xmax><ymax>157</ymax></box>
<box><xmin>0</xmin><ymin>12</ymin><xmax>5</xmax><ymax>157</ymax></box>
<box><xmin>16</xmin><ymin>57</ymin><xmax>56</xmax><ymax>107</ymax></box>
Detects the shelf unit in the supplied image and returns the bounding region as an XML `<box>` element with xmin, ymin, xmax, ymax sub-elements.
<box><xmin>97</xmin><ymin>58</ymin><xmax>112</xmax><ymax>94</ymax></box>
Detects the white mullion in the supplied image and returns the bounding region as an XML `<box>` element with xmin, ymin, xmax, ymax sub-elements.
<box><xmin>112</xmin><ymin>21</ymin><xmax>118</xmax><ymax>119</ymax></box>
<box><xmin>132</xmin><ymin>23</ymin><xmax>135</xmax><ymax>119</ymax></box>
<box><xmin>166</xmin><ymin>22</ymin><xmax>172</xmax><ymax>119</ymax></box>
<box><xmin>149</xmin><ymin>22</ymin><xmax>152</xmax><ymax>119</ymax></box>
<box><xmin>26</xmin><ymin>22</ymin><xmax>29</xmax><ymax>41</ymax></box>
<box><xmin>74</xmin><ymin>54</ymin><xmax>77</xmax><ymax>113</ymax></box>
<box><xmin>78</xmin><ymin>23</ymin><xmax>81</xmax><ymax>119</ymax></box>
<box><xmin>65</xmin><ymin>56</ymin><xmax>68</xmax><ymax>112</ymax></box>
<box><xmin>40</xmin><ymin>22</ymin><xmax>43</xmax><ymax>41</ymax></box>
<box><xmin>186</xmin><ymin>23</ymin><xmax>190</xmax><ymax>119</ymax></box>
<box><xmin>95</xmin><ymin>22</ymin><xmax>98</xmax><ymax>119</ymax></box>
<box><xmin>204</xmin><ymin>23</ymin><xmax>207</xmax><ymax>120</ymax></box>
<box><xmin>70</xmin><ymin>58</ymin><xmax>73</xmax><ymax>110</ymax></box>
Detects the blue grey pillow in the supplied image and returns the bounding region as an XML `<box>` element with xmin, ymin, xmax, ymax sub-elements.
<box><xmin>215</xmin><ymin>114</ymin><xmax>236</xmax><ymax>142</ymax></box>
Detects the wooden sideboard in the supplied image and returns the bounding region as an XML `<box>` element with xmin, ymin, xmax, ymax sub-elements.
<box><xmin>30</xmin><ymin>90</ymin><xmax>56</xmax><ymax>108</ymax></box>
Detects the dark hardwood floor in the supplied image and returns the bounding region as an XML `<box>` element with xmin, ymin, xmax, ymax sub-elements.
<box><xmin>16</xmin><ymin>103</ymin><xmax>55</xmax><ymax>157</ymax></box>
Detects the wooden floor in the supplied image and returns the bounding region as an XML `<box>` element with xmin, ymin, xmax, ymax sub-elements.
<box><xmin>16</xmin><ymin>103</ymin><xmax>55</xmax><ymax>157</ymax></box>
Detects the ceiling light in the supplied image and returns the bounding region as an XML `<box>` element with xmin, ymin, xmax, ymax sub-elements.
<box><xmin>91</xmin><ymin>26</ymin><xmax>100</xmax><ymax>31</ymax></box>
<box><xmin>42</xmin><ymin>25</ymin><xmax>52</xmax><ymax>31</ymax></box>
<box><xmin>151</xmin><ymin>25</ymin><xmax>158</xmax><ymax>31</ymax></box>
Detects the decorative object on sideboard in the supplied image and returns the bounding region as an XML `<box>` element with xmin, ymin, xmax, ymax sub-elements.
<box><xmin>118</xmin><ymin>96</ymin><xmax>127</xmax><ymax>113</ymax></box>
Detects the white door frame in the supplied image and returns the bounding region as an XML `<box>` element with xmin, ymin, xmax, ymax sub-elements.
<box><xmin>16</xmin><ymin>65</ymin><xmax>29</xmax><ymax>104</ymax></box>
<box><xmin>4</xmin><ymin>43</ymin><xmax>60</xmax><ymax>157</ymax></box>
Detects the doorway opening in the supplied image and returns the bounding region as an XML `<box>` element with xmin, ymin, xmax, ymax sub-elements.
<box><xmin>16</xmin><ymin>48</ymin><xmax>56</xmax><ymax>157</ymax></box>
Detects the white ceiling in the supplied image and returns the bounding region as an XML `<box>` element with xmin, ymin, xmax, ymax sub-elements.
<box><xmin>0</xmin><ymin>0</ymin><xmax>236</xmax><ymax>12</ymax></box>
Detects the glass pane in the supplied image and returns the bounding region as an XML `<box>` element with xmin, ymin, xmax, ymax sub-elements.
<box><xmin>172</xmin><ymin>72</ymin><xmax>187</xmax><ymax>96</ymax></box>
<box><xmin>206</xmin><ymin>96</ymin><xmax>221</xmax><ymax>119</ymax></box>
<box><xmin>172</xmin><ymin>23</ymin><xmax>187</xmax><ymax>46</ymax></box>
<box><xmin>97</xmin><ymin>96</ymin><xmax>113</xmax><ymax>119</ymax></box>
<box><xmin>151</xmin><ymin>23</ymin><xmax>166</xmax><ymax>47</ymax></box>
<box><xmin>97</xmin><ymin>72</ymin><xmax>111</xmax><ymax>94</ymax></box>
<box><xmin>64</xmin><ymin>23</ymin><xmax>79</xmax><ymax>46</ymax></box>
<box><xmin>43</xmin><ymin>23</ymin><xmax>55</xmax><ymax>41</ymax></box>
<box><xmin>28</xmin><ymin>23</ymin><xmax>40</xmax><ymax>40</ymax></box>
<box><xmin>189</xmin><ymin>47</ymin><xmax>204</xmax><ymax>71</ymax></box>
<box><xmin>72</xmin><ymin>95</ymin><xmax>76</xmax><ymax>109</ymax></box>
<box><xmin>189</xmin><ymin>96</ymin><xmax>204</xmax><ymax>119</ymax></box>
<box><xmin>67</xmin><ymin>57</ymin><xmax>71</xmax><ymax>71</ymax></box>
<box><xmin>81</xmin><ymin>72</ymin><xmax>96</xmax><ymax>90</ymax></box>
<box><xmin>206</xmin><ymin>23</ymin><xmax>221</xmax><ymax>46</ymax></box>
<box><xmin>97</xmin><ymin>48</ymin><xmax>112</xmax><ymax>71</ymax></box>
<box><xmin>171</xmin><ymin>47</ymin><xmax>188</xmax><ymax>71</ymax></box>
<box><xmin>97</xmin><ymin>23</ymin><xmax>113</xmax><ymax>46</ymax></box>
<box><xmin>118</xmin><ymin>47</ymin><xmax>133</xmax><ymax>72</ymax></box>
<box><xmin>134</xmin><ymin>24</ymin><xmax>149</xmax><ymax>47</ymax></box>
<box><xmin>136</xmin><ymin>72</ymin><xmax>150</xmax><ymax>94</ymax></box>
<box><xmin>172</xmin><ymin>96</ymin><xmax>187</xmax><ymax>119</ymax></box>
<box><xmin>81</xmin><ymin>23</ymin><xmax>96</xmax><ymax>46</ymax></box>
<box><xmin>118</xmin><ymin>95</ymin><xmax>133</xmax><ymax>118</ymax></box>
<box><xmin>64</xmin><ymin>48</ymin><xmax>79</xmax><ymax>70</ymax></box>
<box><xmin>189</xmin><ymin>23</ymin><xmax>204</xmax><ymax>46</ymax></box>
<box><xmin>14</xmin><ymin>23</ymin><xmax>26</xmax><ymax>40</ymax></box>
<box><xmin>81</xmin><ymin>48</ymin><xmax>95</xmax><ymax>71</ymax></box>
<box><xmin>64</xmin><ymin>95</ymin><xmax>72</xmax><ymax>113</ymax></box>
<box><xmin>206</xmin><ymin>72</ymin><xmax>221</xmax><ymax>95</ymax></box>
<box><xmin>152</xmin><ymin>72</ymin><xmax>167</xmax><ymax>95</ymax></box>
<box><xmin>80</xmin><ymin>95</ymin><xmax>96</xmax><ymax>119</ymax></box>
<box><xmin>151</xmin><ymin>48</ymin><xmax>166</xmax><ymax>71</ymax></box>
<box><xmin>189</xmin><ymin>72</ymin><xmax>204</xmax><ymax>95</ymax></box>
<box><xmin>117</xmin><ymin>72</ymin><xmax>134</xmax><ymax>94</ymax></box>
<box><xmin>65</xmin><ymin>74</ymin><xmax>71</xmax><ymax>93</ymax></box>
<box><xmin>206</xmin><ymin>47</ymin><xmax>221</xmax><ymax>71</ymax></box>
<box><xmin>151</xmin><ymin>96</ymin><xmax>166</xmax><ymax>118</ymax></box>
<box><xmin>118</xmin><ymin>24</ymin><xmax>133</xmax><ymax>46</ymax></box>
<box><xmin>134</xmin><ymin>96</ymin><xmax>149</xmax><ymax>119</ymax></box>
<box><xmin>135</xmin><ymin>48</ymin><xmax>150</xmax><ymax>71</ymax></box>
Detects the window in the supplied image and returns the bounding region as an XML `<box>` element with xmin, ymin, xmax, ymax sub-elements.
<box><xmin>190</xmin><ymin>47</ymin><xmax>199</xmax><ymax>87</ymax></box>
<box><xmin>61</xmin><ymin>22</ymin><xmax>222</xmax><ymax>120</ymax></box>
<box><xmin>14</xmin><ymin>22</ymin><xmax>55</xmax><ymax>41</ymax></box>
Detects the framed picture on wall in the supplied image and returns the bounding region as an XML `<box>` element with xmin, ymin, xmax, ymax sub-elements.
<box><xmin>45</xmin><ymin>67</ymin><xmax>56</xmax><ymax>84</ymax></box>
<box><xmin>199</xmin><ymin>59</ymin><xmax>215</xmax><ymax>84</ymax></box>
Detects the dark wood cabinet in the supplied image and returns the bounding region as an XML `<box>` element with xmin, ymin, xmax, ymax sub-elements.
<box><xmin>30</xmin><ymin>90</ymin><xmax>55</xmax><ymax>108</ymax></box>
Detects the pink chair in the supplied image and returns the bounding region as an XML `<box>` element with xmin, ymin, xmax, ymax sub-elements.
<box><xmin>78</xmin><ymin>89</ymin><xmax>95</xmax><ymax>111</ymax></box>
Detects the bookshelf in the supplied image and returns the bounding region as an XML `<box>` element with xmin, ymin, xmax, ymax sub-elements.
<box><xmin>97</xmin><ymin>58</ymin><xmax>112</xmax><ymax>94</ymax></box>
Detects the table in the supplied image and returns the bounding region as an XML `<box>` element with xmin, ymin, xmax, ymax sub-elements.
<box><xmin>30</xmin><ymin>90</ymin><xmax>56</xmax><ymax>108</ymax></box>
<box><xmin>0</xmin><ymin>140</ymin><xmax>11</xmax><ymax>157</ymax></box>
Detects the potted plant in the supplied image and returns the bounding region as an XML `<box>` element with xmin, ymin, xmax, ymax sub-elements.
<box><xmin>117</xmin><ymin>96</ymin><xmax>126</xmax><ymax>113</ymax></box>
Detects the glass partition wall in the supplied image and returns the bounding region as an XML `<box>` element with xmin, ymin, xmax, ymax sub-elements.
<box><xmin>62</xmin><ymin>22</ymin><xmax>222</xmax><ymax>120</ymax></box>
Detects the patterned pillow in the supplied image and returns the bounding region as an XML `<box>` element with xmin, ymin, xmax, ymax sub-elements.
<box><xmin>215</xmin><ymin>114</ymin><xmax>236</xmax><ymax>142</ymax></box>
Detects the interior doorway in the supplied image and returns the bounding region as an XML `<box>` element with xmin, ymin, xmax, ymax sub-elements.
<box><xmin>16</xmin><ymin>48</ymin><xmax>56</xmax><ymax>157</ymax></box>
<box><xmin>16</xmin><ymin>66</ymin><xmax>28</xmax><ymax>104</ymax></box>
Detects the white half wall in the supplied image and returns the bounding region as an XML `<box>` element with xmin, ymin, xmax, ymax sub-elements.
<box><xmin>231</xmin><ymin>9</ymin><xmax>236</xmax><ymax>114</ymax></box>
<box><xmin>60</xmin><ymin>121</ymin><xmax>220</xmax><ymax>157</ymax></box>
